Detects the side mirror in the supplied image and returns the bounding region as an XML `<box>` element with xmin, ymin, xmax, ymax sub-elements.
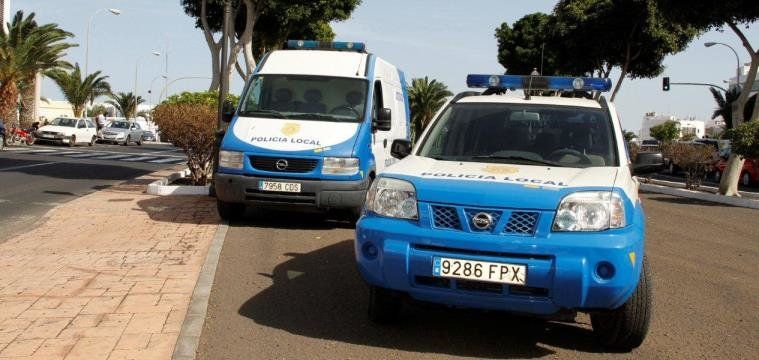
<box><xmin>222</xmin><ymin>100</ymin><xmax>235</xmax><ymax>123</ymax></box>
<box><xmin>373</xmin><ymin>108</ymin><xmax>392</xmax><ymax>131</ymax></box>
<box><xmin>390</xmin><ymin>139</ymin><xmax>412</xmax><ymax>159</ymax></box>
<box><xmin>632</xmin><ymin>152</ymin><xmax>665</xmax><ymax>176</ymax></box>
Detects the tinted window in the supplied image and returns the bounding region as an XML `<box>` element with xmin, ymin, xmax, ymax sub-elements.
<box><xmin>418</xmin><ymin>103</ymin><xmax>618</xmax><ymax>168</ymax></box>
<box><xmin>50</xmin><ymin>118</ymin><xmax>77</xmax><ymax>127</ymax></box>
<box><xmin>85</xmin><ymin>120</ymin><xmax>95</xmax><ymax>128</ymax></box>
<box><xmin>109</xmin><ymin>121</ymin><xmax>130</xmax><ymax>129</ymax></box>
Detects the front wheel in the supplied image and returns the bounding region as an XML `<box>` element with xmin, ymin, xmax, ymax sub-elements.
<box><xmin>7</xmin><ymin>135</ymin><xmax>16</xmax><ymax>145</ymax></box>
<box><xmin>89</xmin><ymin>135</ymin><xmax>96</xmax><ymax>146</ymax></box>
<box><xmin>68</xmin><ymin>135</ymin><xmax>76</xmax><ymax>147</ymax></box>
<box><xmin>123</xmin><ymin>135</ymin><xmax>130</xmax><ymax>146</ymax></box>
<box><xmin>367</xmin><ymin>285</ymin><xmax>402</xmax><ymax>323</ymax></box>
<box><xmin>217</xmin><ymin>200</ymin><xmax>245</xmax><ymax>221</ymax></box>
<box><xmin>590</xmin><ymin>257</ymin><xmax>652</xmax><ymax>351</ymax></box>
<box><xmin>25</xmin><ymin>135</ymin><xmax>34</xmax><ymax>145</ymax></box>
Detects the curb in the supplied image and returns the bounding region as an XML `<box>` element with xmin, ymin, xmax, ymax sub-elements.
<box><xmin>644</xmin><ymin>177</ymin><xmax>759</xmax><ymax>200</ymax></box>
<box><xmin>172</xmin><ymin>221</ymin><xmax>229</xmax><ymax>360</ymax></box>
<box><xmin>147</xmin><ymin>169</ymin><xmax>210</xmax><ymax>196</ymax></box>
<box><xmin>640</xmin><ymin>183</ymin><xmax>759</xmax><ymax>209</ymax></box>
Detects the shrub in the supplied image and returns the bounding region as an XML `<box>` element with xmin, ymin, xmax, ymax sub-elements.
<box><xmin>661</xmin><ymin>142</ymin><xmax>716</xmax><ymax>189</ymax></box>
<box><xmin>725</xmin><ymin>120</ymin><xmax>759</xmax><ymax>159</ymax></box>
<box><xmin>152</xmin><ymin>103</ymin><xmax>217</xmax><ymax>185</ymax></box>
<box><xmin>650</xmin><ymin>120</ymin><xmax>680</xmax><ymax>142</ymax></box>
<box><xmin>161</xmin><ymin>91</ymin><xmax>238</xmax><ymax>107</ymax></box>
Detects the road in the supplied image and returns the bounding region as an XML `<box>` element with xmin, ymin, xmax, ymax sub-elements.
<box><xmin>197</xmin><ymin>193</ymin><xmax>759</xmax><ymax>359</ymax></box>
<box><xmin>0</xmin><ymin>142</ymin><xmax>185</xmax><ymax>244</ymax></box>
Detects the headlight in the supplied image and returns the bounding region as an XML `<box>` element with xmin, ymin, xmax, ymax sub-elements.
<box><xmin>115</xmin><ymin>133</ymin><xmax>125</xmax><ymax>138</ymax></box>
<box><xmin>552</xmin><ymin>191</ymin><xmax>625</xmax><ymax>231</ymax></box>
<box><xmin>322</xmin><ymin>157</ymin><xmax>359</xmax><ymax>175</ymax></box>
<box><xmin>365</xmin><ymin>177</ymin><xmax>418</xmax><ymax>220</ymax></box>
<box><xmin>219</xmin><ymin>150</ymin><xmax>244</xmax><ymax>169</ymax></box>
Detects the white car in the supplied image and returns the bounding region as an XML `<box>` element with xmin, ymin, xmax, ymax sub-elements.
<box><xmin>36</xmin><ymin>118</ymin><xmax>98</xmax><ymax>147</ymax></box>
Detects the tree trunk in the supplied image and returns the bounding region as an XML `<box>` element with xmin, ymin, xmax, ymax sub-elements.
<box><xmin>19</xmin><ymin>79</ymin><xmax>36</xmax><ymax>128</ymax></box>
<box><xmin>208</xmin><ymin>43</ymin><xmax>221</xmax><ymax>91</ymax></box>
<box><xmin>0</xmin><ymin>80</ymin><xmax>19</xmax><ymax>126</ymax></box>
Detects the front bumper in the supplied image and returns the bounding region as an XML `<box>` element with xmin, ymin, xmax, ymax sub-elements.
<box><xmin>35</xmin><ymin>134</ymin><xmax>70</xmax><ymax>143</ymax></box>
<box><xmin>355</xmin><ymin>213</ymin><xmax>645</xmax><ymax>315</ymax></box>
<box><xmin>215</xmin><ymin>172</ymin><xmax>371</xmax><ymax>210</ymax></box>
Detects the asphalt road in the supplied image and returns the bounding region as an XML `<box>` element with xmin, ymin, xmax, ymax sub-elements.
<box><xmin>197</xmin><ymin>193</ymin><xmax>759</xmax><ymax>359</ymax></box>
<box><xmin>0</xmin><ymin>142</ymin><xmax>185</xmax><ymax>244</ymax></box>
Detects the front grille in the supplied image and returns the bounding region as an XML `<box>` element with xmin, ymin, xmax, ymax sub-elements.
<box><xmin>431</xmin><ymin>206</ymin><xmax>461</xmax><ymax>230</ymax></box>
<box><xmin>244</xmin><ymin>188</ymin><xmax>316</xmax><ymax>205</ymax></box>
<box><xmin>415</xmin><ymin>276</ymin><xmax>450</xmax><ymax>288</ymax></box>
<box><xmin>457</xmin><ymin>280</ymin><xmax>503</xmax><ymax>294</ymax></box>
<box><xmin>464</xmin><ymin>209</ymin><xmax>502</xmax><ymax>232</ymax></box>
<box><xmin>250</xmin><ymin>156</ymin><xmax>318</xmax><ymax>173</ymax></box>
<box><xmin>504</xmin><ymin>212</ymin><xmax>540</xmax><ymax>235</ymax></box>
<box><xmin>509</xmin><ymin>285</ymin><xmax>549</xmax><ymax>297</ymax></box>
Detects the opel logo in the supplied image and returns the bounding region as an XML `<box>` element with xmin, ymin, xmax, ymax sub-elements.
<box><xmin>472</xmin><ymin>212</ymin><xmax>494</xmax><ymax>230</ymax></box>
<box><xmin>275</xmin><ymin>159</ymin><xmax>289</xmax><ymax>171</ymax></box>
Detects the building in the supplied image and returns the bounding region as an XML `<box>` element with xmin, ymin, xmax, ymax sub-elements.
<box><xmin>728</xmin><ymin>63</ymin><xmax>759</xmax><ymax>93</ymax></box>
<box><xmin>640</xmin><ymin>112</ymin><xmax>706</xmax><ymax>140</ymax></box>
<box><xmin>1</xmin><ymin>0</ymin><xmax>9</xmax><ymax>32</ymax></box>
<box><xmin>38</xmin><ymin>100</ymin><xmax>75</xmax><ymax>122</ymax></box>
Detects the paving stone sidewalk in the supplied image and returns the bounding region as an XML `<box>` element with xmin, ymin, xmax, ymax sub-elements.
<box><xmin>0</xmin><ymin>167</ymin><xmax>219</xmax><ymax>359</ymax></box>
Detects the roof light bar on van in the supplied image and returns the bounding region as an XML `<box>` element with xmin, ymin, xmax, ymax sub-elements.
<box><xmin>286</xmin><ymin>40</ymin><xmax>366</xmax><ymax>52</ymax></box>
<box><xmin>466</xmin><ymin>74</ymin><xmax>612</xmax><ymax>92</ymax></box>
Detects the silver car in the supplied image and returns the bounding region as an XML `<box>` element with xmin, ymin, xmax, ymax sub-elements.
<box><xmin>101</xmin><ymin>120</ymin><xmax>145</xmax><ymax>146</ymax></box>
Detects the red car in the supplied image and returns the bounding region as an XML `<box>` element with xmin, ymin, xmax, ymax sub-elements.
<box><xmin>713</xmin><ymin>158</ymin><xmax>759</xmax><ymax>187</ymax></box>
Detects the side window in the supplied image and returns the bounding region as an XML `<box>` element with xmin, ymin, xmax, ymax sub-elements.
<box><xmin>85</xmin><ymin>120</ymin><xmax>95</xmax><ymax>128</ymax></box>
<box><xmin>133</xmin><ymin>123</ymin><xmax>141</xmax><ymax>130</ymax></box>
<box><xmin>372</xmin><ymin>81</ymin><xmax>383</xmax><ymax>121</ymax></box>
<box><xmin>77</xmin><ymin>120</ymin><xmax>86</xmax><ymax>129</ymax></box>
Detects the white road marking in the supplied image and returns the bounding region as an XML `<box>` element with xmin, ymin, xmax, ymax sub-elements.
<box><xmin>91</xmin><ymin>154</ymin><xmax>131</xmax><ymax>160</ymax></box>
<box><xmin>120</xmin><ymin>156</ymin><xmax>158</xmax><ymax>162</ymax></box>
<box><xmin>0</xmin><ymin>162</ymin><xmax>57</xmax><ymax>172</ymax></box>
<box><xmin>65</xmin><ymin>153</ymin><xmax>104</xmax><ymax>158</ymax></box>
<box><xmin>148</xmin><ymin>157</ymin><xmax>185</xmax><ymax>164</ymax></box>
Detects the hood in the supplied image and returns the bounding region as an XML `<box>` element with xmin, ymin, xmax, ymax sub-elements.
<box><xmin>223</xmin><ymin>116</ymin><xmax>360</xmax><ymax>157</ymax></box>
<box><xmin>39</xmin><ymin>125</ymin><xmax>75</xmax><ymax>133</ymax></box>
<box><xmin>383</xmin><ymin>156</ymin><xmax>619</xmax><ymax>210</ymax></box>
<box><xmin>104</xmin><ymin>127</ymin><xmax>130</xmax><ymax>134</ymax></box>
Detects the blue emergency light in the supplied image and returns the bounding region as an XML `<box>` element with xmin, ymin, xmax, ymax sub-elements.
<box><xmin>286</xmin><ymin>40</ymin><xmax>366</xmax><ymax>52</ymax></box>
<box><xmin>466</xmin><ymin>74</ymin><xmax>612</xmax><ymax>92</ymax></box>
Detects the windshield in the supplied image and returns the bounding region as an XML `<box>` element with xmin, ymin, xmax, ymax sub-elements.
<box><xmin>108</xmin><ymin>121</ymin><xmax>130</xmax><ymax>129</ymax></box>
<box><xmin>239</xmin><ymin>74</ymin><xmax>368</xmax><ymax>122</ymax></box>
<box><xmin>50</xmin><ymin>118</ymin><xmax>77</xmax><ymax>127</ymax></box>
<box><xmin>418</xmin><ymin>103</ymin><xmax>618</xmax><ymax>168</ymax></box>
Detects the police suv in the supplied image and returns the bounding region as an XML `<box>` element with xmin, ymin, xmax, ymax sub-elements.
<box><xmin>355</xmin><ymin>74</ymin><xmax>663</xmax><ymax>350</ymax></box>
<box><xmin>215</xmin><ymin>40</ymin><xmax>410</xmax><ymax>219</ymax></box>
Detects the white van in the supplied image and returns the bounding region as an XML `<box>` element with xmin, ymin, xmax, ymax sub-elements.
<box><xmin>215</xmin><ymin>40</ymin><xmax>410</xmax><ymax>219</ymax></box>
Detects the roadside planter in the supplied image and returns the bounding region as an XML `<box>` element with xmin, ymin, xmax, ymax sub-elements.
<box><xmin>147</xmin><ymin>168</ymin><xmax>210</xmax><ymax>196</ymax></box>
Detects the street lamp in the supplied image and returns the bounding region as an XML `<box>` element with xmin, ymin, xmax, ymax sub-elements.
<box><xmin>704</xmin><ymin>42</ymin><xmax>741</xmax><ymax>89</ymax></box>
<box><xmin>158</xmin><ymin>77</ymin><xmax>213</xmax><ymax>101</ymax></box>
<box><xmin>85</xmin><ymin>8</ymin><xmax>121</xmax><ymax>77</ymax></box>
<box><xmin>149</xmin><ymin>75</ymin><xmax>168</xmax><ymax>105</ymax></box>
<box><xmin>134</xmin><ymin>51</ymin><xmax>161</xmax><ymax>106</ymax></box>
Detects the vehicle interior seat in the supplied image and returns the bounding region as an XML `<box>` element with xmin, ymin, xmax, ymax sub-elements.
<box><xmin>299</xmin><ymin>89</ymin><xmax>327</xmax><ymax>113</ymax></box>
<box><xmin>269</xmin><ymin>88</ymin><xmax>295</xmax><ymax>112</ymax></box>
<box><xmin>346</xmin><ymin>91</ymin><xmax>364</xmax><ymax>108</ymax></box>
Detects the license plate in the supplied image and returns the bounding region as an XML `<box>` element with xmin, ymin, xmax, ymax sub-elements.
<box><xmin>259</xmin><ymin>181</ymin><xmax>301</xmax><ymax>193</ymax></box>
<box><xmin>433</xmin><ymin>257</ymin><xmax>527</xmax><ymax>285</ymax></box>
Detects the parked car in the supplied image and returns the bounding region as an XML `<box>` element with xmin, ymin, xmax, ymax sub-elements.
<box><xmin>712</xmin><ymin>158</ymin><xmax>758</xmax><ymax>186</ymax></box>
<box><xmin>141</xmin><ymin>131</ymin><xmax>156</xmax><ymax>142</ymax></box>
<box><xmin>101</xmin><ymin>120</ymin><xmax>145</xmax><ymax>146</ymax></box>
<box><xmin>35</xmin><ymin>117</ymin><xmax>97</xmax><ymax>147</ymax></box>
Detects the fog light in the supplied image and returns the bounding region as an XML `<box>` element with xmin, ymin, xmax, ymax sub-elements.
<box><xmin>595</xmin><ymin>262</ymin><xmax>616</xmax><ymax>280</ymax></box>
<box><xmin>362</xmin><ymin>242</ymin><xmax>378</xmax><ymax>260</ymax></box>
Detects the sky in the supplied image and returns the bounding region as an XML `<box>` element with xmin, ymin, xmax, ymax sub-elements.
<box><xmin>13</xmin><ymin>0</ymin><xmax>759</xmax><ymax>133</ymax></box>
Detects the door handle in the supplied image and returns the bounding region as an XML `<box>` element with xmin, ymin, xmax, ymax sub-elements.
<box><xmin>383</xmin><ymin>139</ymin><xmax>388</xmax><ymax>148</ymax></box>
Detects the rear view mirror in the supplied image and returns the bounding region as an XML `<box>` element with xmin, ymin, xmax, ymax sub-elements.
<box><xmin>222</xmin><ymin>100</ymin><xmax>235</xmax><ymax>123</ymax></box>
<box><xmin>510</xmin><ymin>110</ymin><xmax>540</xmax><ymax>122</ymax></box>
<box><xmin>373</xmin><ymin>108</ymin><xmax>392</xmax><ymax>131</ymax></box>
<box><xmin>391</xmin><ymin>139</ymin><xmax>412</xmax><ymax>159</ymax></box>
<box><xmin>632</xmin><ymin>152</ymin><xmax>664</xmax><ymax>176</ymax></box>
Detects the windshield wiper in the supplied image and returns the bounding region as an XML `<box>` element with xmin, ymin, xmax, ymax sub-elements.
<box><xmin>294</xmin><ymin>113</ymin><xmax>354</xmax><ymax>122</ymax></box>
<box><xmin>471</xmin><ymin>155</ymin><xmax>566</xmax><ymax>167</ymax></box>
<box><xmin>240</xmin><ymin>109</ymin><xmax>287</xmax><ymax>119</ymax></box>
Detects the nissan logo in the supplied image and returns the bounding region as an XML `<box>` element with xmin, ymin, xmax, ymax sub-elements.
<box><xmin>275</xmin><ymin>159</ymin><xmax>289</xmax><ymax>171</ymax></box>
<box><xmin>472</xmin><ymin>212</ymin><xmax>494</xmax><ymax>230</ymax></box>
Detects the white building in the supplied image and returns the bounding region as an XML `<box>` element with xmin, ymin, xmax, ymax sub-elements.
<box><xmin>728</xmin><ymin>63</ymin><xmax>759</xmax><ymax>93</ymax></box>
<box><xmin>640</xmin><ymin>112</ymin><xmax>706</xmax><ymax>140</ymax></box>
<box><xmin>1</xmin><ymin>0</ymin><xmax>9</xmax><ymax>32</ymax></box>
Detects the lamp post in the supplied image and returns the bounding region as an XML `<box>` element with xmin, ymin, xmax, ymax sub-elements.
<box><xmin>149</xmin><ymin>75</ymin><xmax>168</xmax><ymax>105</ymax></box>
<box><xmin>158</xmin><ymin>77</ymin><xmax>213</xmax><ymax>101</ymax></box>
<box><xmin>85</xmin><ymin>8</ymin><xmax>121</xmax><ymax>77</ymax></box>
<box><xmin>704</xmin><ymin>42</ymin><xmax>742</xmax><ymax>90</ymax></box>
<box><xmin>134</xmin><ymin>51</ymin><xmax>161</xmax><ymax>105</ymax></box>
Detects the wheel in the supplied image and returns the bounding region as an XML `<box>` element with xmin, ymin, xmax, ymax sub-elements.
<box><xmin>136</xmin><ymin>136</ymin><xmax>143</xmax><ymax>146</ymax></box>
<box><xmin>368</xmin><ymin>285</ymin><xmax>402</xmax><ymax>323</ymax></box>
<box><xmin>590</xmin><ymin>257</ymin><xmax>652</xmax><ymax>351</ymax></box>
<box><xmin>89</xmin><ymin>135</ymin><xmax>96</xmax><ymax>146</ymax></box>
<box><xmin>123</xmin><ymin>135</ymin><xmax>131</xmax><ymax>146</ymax></box>
<box><xmin>25</xmin><ymin>135</ymin><xmax>34</xmax><ymax>145</ymax></box>
<box><xmin>7</xmin><ymin>135</ymin><xmax>16</xmax><ymax>145</ymax></box>
<box><xmin>741</xmin><ymin>172</ymin><xmax>751</xmax><ymax>187</ymax></box>
<box><xmin>216</xmin><ymin>200</ymin><xmax>245</xmax><ymax>220</ymax></box>
<box><xmin>713</xmin><ymin>170</ymin><xmax>722</xmax><ymax>183</ymax></box>
<box><xmin>68</xmin><ymin>135</ymin><xmax>76</xmax><ymax>147</ymax></box>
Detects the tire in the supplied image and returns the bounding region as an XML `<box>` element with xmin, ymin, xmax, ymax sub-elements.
<box><xmin>216</xmin><ymin>200</ymin><xmax>245</xmax><ymax>220</ymax></box>
<box><xmin>26</xmin><ymin>136</ymin><xmax>34</xmax><ymax>145</ymax></box>
<box><xmin>88</xmin><ymin>136</ymin><xmax>96</xmax><ymax>146</ymax></box>
<box><xmin>741</xmin><ymin>172</ymin><xmax>751</xmax><ymax>187</ymax></box>
<box><xmin>367</xmin><ymin>285</ymin><xmax>402</xmax><ymax>323</ymax></box>
<box><xmin>591</xmin><ymin>257</ymin><xmax>652</xmax><ymax>351</ymax></box>
<box><xmin>123</xmin><ymin>135</ymin><xmax>130</xmax><ymax>146</ymax></box>
<box><xmin>7</xmin><ymin>135</ymin><xmax>15</xmax><ymax>145</ymax></box>
<box><xmin>136</xmin><ymin>136</ymin><xmax>143</xmax><ymax>146</ymax></box>
<box><xmin>68</xmin><ymin>135</ymin><xmax>76</xmax><ymax>147</ymax></box>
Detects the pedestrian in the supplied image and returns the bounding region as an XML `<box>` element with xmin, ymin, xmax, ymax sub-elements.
<box><xmin>96</xmin><ymin>111</ymin><xmax>106</xmax><ymax>130</ymax></box>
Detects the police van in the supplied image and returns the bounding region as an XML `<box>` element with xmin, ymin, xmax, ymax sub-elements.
<box><xmin>215</xmin><ymin>41</ymin><xmax>410</xmax><ymax>219</ymax></box>
<box><xmin>355</xmin><ymin>74</ymin><xmax>664</xmax><ymax>350</ymax></box>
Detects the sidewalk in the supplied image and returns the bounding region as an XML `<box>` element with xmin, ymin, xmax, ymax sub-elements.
<box><xmin>0</xmin><ymin>167</ymin><xmax>219</xmax><ymax>359</ymax></box>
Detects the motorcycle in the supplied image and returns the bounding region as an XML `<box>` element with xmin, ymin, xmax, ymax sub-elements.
<box><xmin>7</xmin><ymin>125</ymin><xmax>35</xmax><ymax>145</ymax></box>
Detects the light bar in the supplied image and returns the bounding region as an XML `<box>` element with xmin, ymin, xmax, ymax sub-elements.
<box><xmin>466</xmin><ymin>74</ymin><xmax>612</xmax><ymax>92</ymax></box>
<box><xmin>286</xmin><ymin>40</ymin><xmax>366</xmax><ymax>52</ymax></box>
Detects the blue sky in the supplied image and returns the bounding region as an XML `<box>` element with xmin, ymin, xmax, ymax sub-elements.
<box><xmin>15</xmin><ymin>0</ymin><xmax>759</xmax><ymax>132</ymax></box>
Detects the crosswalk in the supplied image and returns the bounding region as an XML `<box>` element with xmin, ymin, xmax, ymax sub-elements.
<box><xmin>2</xmin><ymin>147</ymin><xmax>187</xmax><ymax>165</ymax></box>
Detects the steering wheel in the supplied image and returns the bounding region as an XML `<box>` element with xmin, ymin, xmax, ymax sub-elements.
<box><xmin>329</xmin><ymin>105</ymin><xmax>360</xmax><ymax>118</ymax></box>
<box><xmin>548</xmin><ymin>148</ymin><xmax>593</xmax><ymax>164</ymax></box>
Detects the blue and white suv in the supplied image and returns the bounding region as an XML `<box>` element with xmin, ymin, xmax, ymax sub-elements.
<box><xmin>355</xmin><ymin>75</ymin><xmax>663</xmax><ymax>350</ymax></box>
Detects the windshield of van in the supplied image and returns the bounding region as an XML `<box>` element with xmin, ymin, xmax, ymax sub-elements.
<box><xmin>418</xmin><ymin>103</ymin><xmax>618</xmax><ymax>168</ymax></box>
<box><xmin>239</xmin><ymin>74</ymin><xmax>368</xmax><ymax>122</ymax></box>
<box><xmin>50</xmin><ymin>118</ymin><xmax>77</xmax><ymax>127</ymax></box>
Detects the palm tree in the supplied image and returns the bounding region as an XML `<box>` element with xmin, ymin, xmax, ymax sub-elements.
<box><xmin>408</xmin><ymin>77</ymin><xmax>452</xmax><ymax>142</ymax></box>
<box><xmin>46</xmin><ymin>63</ymin><xmax>111</xmax><ymax>117</ymax></box>
<box><xmin>107</xmin><ymin>92</ymin><xmax>145</xmax><ymax>119</ymax></box>
<box><xmin>0</xmin><ymin>11</ymin><xmax>75</xmax><ymax>125</ymax></box>
<box><xmin>709</xmin><ymin>87</ymin><xmax>740</xmax><ymax>130</ymax></box>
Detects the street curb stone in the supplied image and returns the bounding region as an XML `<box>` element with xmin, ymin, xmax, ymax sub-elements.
<box><xmin>640</xmin><ymin>183</ymin><xmax>759</xmax><ymax>209</ymax></box>
<box><xmin>147</xmin><ymin>168</ymin><xmax>211</xmax><ymax>196</ymax></box>
<box><xmin>172</xmin><ymin>220</ymin><xmax>229</xmax><ymax>360</ymax></box>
